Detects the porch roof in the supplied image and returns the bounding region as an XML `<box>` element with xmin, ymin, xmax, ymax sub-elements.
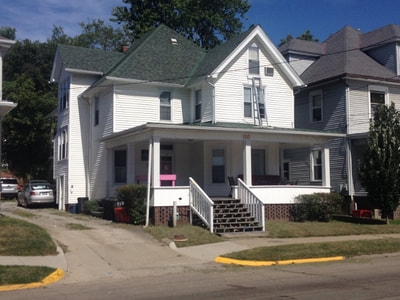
<box><xmin>100</xmin><ymin>122</ymin><xmax>345</xmax><ymax>147</ymax></box>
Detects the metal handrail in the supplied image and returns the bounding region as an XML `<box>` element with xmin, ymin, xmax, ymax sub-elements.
<box><xmin>189</xmin><ymin>177</ymin><xmax>214</xmax><ymax>232</ymax></box>
<box><xmin>237</xmin><ymin>178</ymin><xmax>265</xmax><ymax>231</ymax></box>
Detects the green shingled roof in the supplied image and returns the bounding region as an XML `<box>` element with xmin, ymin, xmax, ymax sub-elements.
<box><xmin>107</xmin><ymin>24</ymin><xmax>205</xmax><ymax>85</ymax></box>
<box><xmin>57</xmin><ymin>24</ymin><xmax>258</xmax><ymax>86</ymax></box>
<box><xmin>57</xmin><ymin>44</ymin><xmax>124</xmax><ymax>74</ymax></box>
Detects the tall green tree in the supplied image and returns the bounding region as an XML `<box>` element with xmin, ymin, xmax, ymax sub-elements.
<box><xmin>111</xmin><ymin>0</ymin><xmax>251</xmax><ymax>48</ymax></box>
<box><xmin>359</xmin><ymin>103</ymin><xmax>400</xmax><ymax>223</ymax></box>
<box><xmin>279</xmin><ymin>29</ymin><xmax>319</xmax><ymax>47</ymax></box>
<box><xmin>2</xmin><ymin>75</ymin><xmax>56</xmax><ymax>180</ymax></box>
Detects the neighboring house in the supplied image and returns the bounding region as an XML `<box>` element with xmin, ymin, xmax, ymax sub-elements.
<box><xmin>280</xmin><ymin>24</ymin><xmax>400</xmax><ymax>217</ymax></box>
<box><xmin>50</xmin><ymin>24</ymin><xmax>342</xmax><ymax>229</ymax></box>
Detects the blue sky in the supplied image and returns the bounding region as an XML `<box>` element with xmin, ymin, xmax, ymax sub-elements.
<box><xmin>0</xmin><ymin>0</ymin><xmax>399</xmax><ymax>46</ymax></box>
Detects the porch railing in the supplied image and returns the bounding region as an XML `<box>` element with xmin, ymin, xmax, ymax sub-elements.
<box><xmin>189</xmin><ymin>177</ymin><xmax>214</xmax><ymax>232</ymax></box>
<box><xmin>237</xmin><ymin>178</ymin><xmax>265</xmax><ymax>231</ymax></box>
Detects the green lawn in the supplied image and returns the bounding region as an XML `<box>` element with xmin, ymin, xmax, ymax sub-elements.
<box><xmin>0</xmin><ymin>216</ymin><xmax>57</xmax><ymax>256</ymax></box>
<box><xmin>265</xmin><ymin>220</ymin><xmax>400</xmax><ymax>238</ymax></box>
<box><xmin>0</xmin><ymin>266</ymin><xmax>56</xmax><ymax>286</ymax></box>
<box><xmin>222</xmin><ymin>238</ymin><xmax>400</xmax><ymax>261</ymax></box>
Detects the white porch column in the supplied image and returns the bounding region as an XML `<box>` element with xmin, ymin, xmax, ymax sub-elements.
<box><xmin>322</xmin><ymin>145</ymin><xmax>331</xmax><ymax>187</ymax></box>
<box><xmin>243</xmin><ymin>138</ymin><xmax>252</xmax><ymax>185</ymax></box>
<box><xmin>152</xmin><ymin>136</ymin><xmax>160</xmax><ymax>187</ymax></box>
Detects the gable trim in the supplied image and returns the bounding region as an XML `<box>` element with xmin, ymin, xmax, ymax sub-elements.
<box><xmin>211</xmin><ymin>25</ymin><xmax>304</xmax><ymax>87</ymax></box>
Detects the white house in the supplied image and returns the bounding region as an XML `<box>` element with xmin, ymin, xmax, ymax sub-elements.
<box><xmin>50</xmin><ymin>24</ymin><xmax>343</xmax><ymax>230</ymax></box>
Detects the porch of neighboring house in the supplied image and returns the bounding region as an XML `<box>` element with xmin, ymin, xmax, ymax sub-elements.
<box><xmin>102</xmin><ymin>123</ymin><xmax>341</xmax><ymax>233</ymax></box>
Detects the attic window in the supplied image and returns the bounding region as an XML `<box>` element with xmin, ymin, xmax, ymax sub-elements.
<box><xmin>171</xmin><ymin>38</ymin><xmax>178</xmax><ymax>45</ymax></box>
<box><xmin>265</xmin><ymin>67</ymin><xmax>274</xmax><ymax>77</ymax></box>
<box><xmin>249</xmin><ymin>43</ymin><xmax>260</xmax><ymax>75</ymax></box>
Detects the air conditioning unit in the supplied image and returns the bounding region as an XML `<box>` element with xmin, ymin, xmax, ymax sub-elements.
<box><xmin>265</xmin><ymin>67</ymin><xmax>274</xmax><ymax>76</ymax></box>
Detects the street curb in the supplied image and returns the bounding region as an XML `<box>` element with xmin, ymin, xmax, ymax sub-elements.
<box><xmin>161</xmin><ymin>238</ymin><xmax>177</xmax><ymax>249</ymax></box>
<box><xmin>0</xmin><ymin>268</ymin><xmax>64</xmax><ymax>292</ymax></box>
<box><xmin>214</xmin><ymin>256</ymin><xmax>344</xmax><ymax>266</ymax></box>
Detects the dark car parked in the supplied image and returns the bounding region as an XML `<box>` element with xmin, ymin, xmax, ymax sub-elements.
<box><xmin>0</xmin><ymin>178</ymin><xmax>20</xmax><ymax>199</ymax></box>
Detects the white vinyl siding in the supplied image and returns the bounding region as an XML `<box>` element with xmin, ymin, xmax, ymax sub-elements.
<box><xmin>66</xmin><ymin>73</ymin><xmax>97</xmax><ymax>203</ymax></box>
<box><xmin>214</xmin><ymin>41</ymin><xmax>294</xmax><ymax>128</ymax></box>
<box><xmin>114</xmin><ymin>84</ymin><xmax>190</xmax><ymax>132</ymax></box>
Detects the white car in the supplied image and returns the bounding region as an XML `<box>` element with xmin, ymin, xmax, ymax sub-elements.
<box><xmin>18</xmin><ymin>180</ymin><xmax>55</xmax><ymax>208</ymax></box>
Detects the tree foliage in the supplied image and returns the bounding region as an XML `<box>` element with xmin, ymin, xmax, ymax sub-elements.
<box><xmin>2</xmin><ymin>75</ymin><xmax>56</xmax><ymax>180</ymax></box>
<box><xmin>111</xmin><ymin>0</ymin><xmax>251</xmax><ymax>48</ymax></box>
<box><xmin>279</xmin><ymin>29</ymin><xmax>319</xmax><ymax>47</ymax></box>
<box><xmin>0</xmin><ymin>26</ymin><xmax>16</xmax><ymax>39</ymax></box>
<box><xmin>359</xmin><ymin>103</ymin><xmax>400</xmax><ymax>222</ymax></box>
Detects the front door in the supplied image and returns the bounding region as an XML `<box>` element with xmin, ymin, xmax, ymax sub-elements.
<box><xmin>160</xmin><ymin>156</ymin><xmax>173</xmax><ymax>186</ymax></box>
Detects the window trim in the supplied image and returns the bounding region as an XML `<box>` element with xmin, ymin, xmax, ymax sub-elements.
<box><xmin>368</xmin><ymin>85</ymin><xmax>389</xmax><ymax>118</ymax></box>
<box><xmin>248</xmin><ymin>43</ymin><xmax>260</xmax><ymax>75</ymax></box>
<box><xmin>114</xmin><ymin>149</ymin><xmax>127</xmax><ymax>184</ymax></box>
<box><xmin>94</xmin><ymin>97</ymin><xmax>99</xmax><ymax>126</ymax></box>
<box><xmin>58</xmin><ymin>127</ymin><xmax>68</xmax><ymax>161</ymax></box>
<box><xmin>195</xmin><ymin>89</ymin><xmax>202</xmax><ymax>121</ymax></box>
<box><xmin>243</xmin><ymin>85</ymin><xmax>265</xmax><ymax>119</ymax></box>
<box><xmin>160</xmin><ymin>91</ymin><xmax>172</xmax><ymax>121</ymax></box>
<box><xmin>309</xmin><ymin>90</ymin><xmax>323</xmax><ymax>123</ymax></box>
<box><xmin>282</xmin><ymin>160</ymin><xmax>290</xmax><ymax>182</ymax></box>
<box><xmin>310</xmin><ymin>149</ymin><xmax>322</xmax><ymax>182</ymax></box>
<box><xmin>59</xmin><ymin>78</ymin><xmax>70</xmax><ymax>112</ymax></box>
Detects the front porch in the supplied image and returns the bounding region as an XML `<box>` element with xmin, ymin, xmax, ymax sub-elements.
<box><xmin>99</xmin><ymin>123</ymin><xmax>343</xmax><ymax>230</ymax></box>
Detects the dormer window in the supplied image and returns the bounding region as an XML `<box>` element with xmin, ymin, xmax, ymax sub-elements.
<box><xmin>249</xmin><ymin>43</ymin><xmax>260</xmax><ymax>75</ymax></box>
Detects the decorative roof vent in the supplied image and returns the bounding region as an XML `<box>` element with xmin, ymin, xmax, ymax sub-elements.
<box><xmin>171</xmin><ymin>38</ymin><xmax>178</xmax><ymax>45</ymax></box>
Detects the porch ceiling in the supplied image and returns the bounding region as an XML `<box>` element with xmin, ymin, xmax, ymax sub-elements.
<box><xmin>101</xmin><ymin>122</ymin><xmax>344</xmax><ymax>148</ymax></box>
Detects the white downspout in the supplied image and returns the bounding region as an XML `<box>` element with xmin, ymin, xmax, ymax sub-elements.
<box><xmin>144</xmin><ymin>138</ymin><xmax>153</xmax><ymax>228</ymax></box>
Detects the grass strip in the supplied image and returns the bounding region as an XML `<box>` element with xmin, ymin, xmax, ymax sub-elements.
<box><xmin>13</xmin><ymin>210</ymin><xmax>36</xmax><ymax>218</ymax></box>
<box><xmin>0</xmin><ymin>266</ymin><xmax>56</xmax><ymax>285</ymax></box>
<box><xmin>222</xmin><ymin>238</ymin><xmax>400</xmax><ymax>261</ymax></box>
<box><xmin>144</xmin><ymin>224</ymin><xmax>223</xmax><ymax>247</ymax></box>
<box><xmin>0</xmin><ymin>216</ymin><xmax>57</xmax><ymax>256</ymax></box>
<box><xmin>266</xmin><ymin>220</ymin><xmax>400</xmax><ymax>238</ymax></box>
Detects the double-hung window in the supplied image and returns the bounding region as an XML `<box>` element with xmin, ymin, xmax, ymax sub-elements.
<box><xmin>244</xmin><ymin>86</ymin><xmax>265</xmax><ymax>118</ymax></box>
<box><xmin>114</xmin><ymin>150</ymin><xmax>127</xmax><ymax>183</ymax></box>
<box><xmin>195</xmin><ymin>89</ymin><xmax>202</xmax><ymax>121</ymax></box>
<box><xmin>59</xmin><ymin>79</ymin><xmax>70</xmax><ymax>111</ymax></box>
<box><xmin>249</xmin><ymin>43</ymin><xmax>260</xmax><ymax>75</ymax></box>
<box><xmin>212</xmin><ymin>149</ymin><xmax>225</xmax><ymax>183</ymax></box>
<box><xmin>311</xmin><ymin>149</ymin><xmax>322</xmax><ymax>182</ymax></box>
<box><xmin>160</xmin><ymin>91</ymin><xmax>171</xmax><ymax>121</ymax></box>
<box><xmin>58</xmin><ymin>128</ymin><xmax>68</xmax><ymax>160</ymax></box>
<box><xmin>94</xmin><ymin>97</ymin><xmax>99</xmax><ymax>126</ymax></box>
<box><xmin>310</xmin><ymin>90</ymin><xmax>322</xmax><ymax>123</ymax></box>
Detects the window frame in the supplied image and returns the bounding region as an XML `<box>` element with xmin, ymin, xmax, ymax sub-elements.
<box><xmin>160</xmin><ymin>91</ymin><xmax>172</xmax><ymax>121</ymax></box>
<box><xmin>248</xmin><ymin>43</ymin><xmax>260</xmax><ymax>75</ymax></box>
<box><xmin>94</xmin><ymin>97</ymin><xmax>99</xmax><ymax>126</ymax></box>
<box><xmin>195</xmin><ymin>89</ymin><xmax>202</xmax><ymax>121</ymax></box>
<box><xmin>212</xmin><ymin>149</ymin><xmax>225</xmax><ymax>184</ymax></box>
<box><xmin>243</xmin><ymin>86</ymin><xmax>265</xmax><ymax>119</ymax></box>
<box><xmin>58</xmin><ymin>127</ymin><xmax>68</xmax><ymax>161</ymax></box>
<box><xmin>59</xmin><ymin>78</ymin><xmax>70</xmax><ymax>112</ymax></box>
<box><xmin>114</xmin><ymin>149</ymin><xmax>127</xmax><ymax>184</ymax></box>
<box><xmin>368</xmin><ymin>85</ymin><xmax>389</xmax><ymax>118</ymax></box>
<box><xmin>309</xmin><ymin>90</ymin><xmax>323</xmax><ymax>123</ymax></box>
<box><xmin>282</xmin><ymin>160</ymin><xmax>290</xmax><ymax>182</ymax></box>
<box><xmin>310</xmin><ymin>149</ymin><xmax>322</xmax><ymax>182</ymax></box>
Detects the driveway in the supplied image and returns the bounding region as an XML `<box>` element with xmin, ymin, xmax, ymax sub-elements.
<box><xmin>0</xmin><ymin>202</ymin><xmax>220</xmax><ymax>285</ymax></box>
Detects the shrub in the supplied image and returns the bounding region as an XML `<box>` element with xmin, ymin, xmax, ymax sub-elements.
<box><xmin>290</xmin><ymin>193</ymin><xmax>347</xmax><ymax>222</ymax></box>
<box><xmin>83</xmin><ymin>200</ymin><xmax>99</xmax><ymax>215</ymax></box>
<box><xmin>116</xmin><ymin>185</ymin><xmax>147</xmax><ymax>225</ymax></box>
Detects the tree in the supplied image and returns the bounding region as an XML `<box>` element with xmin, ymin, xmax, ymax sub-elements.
<box><xmin>111</xmin><ymin>0</ymin><xmax>251</xmax><ymax>48</ymax></box>
<box><xmin>0</xmin><ymin>26</ymin><xmax>16</xmax><ymax>39</ymax></box>
<box><xmin>2</xmin><ymin>75</ymin><xmax>56</xmax><ymax>180</ymax></box>
<box><xmin>359</xmin><ymin>103</ymin><xmax>400</xmax><ymax>223</ymax></box>
<box><xmin>279</xmin><ymin>29</ymin><xmax>319</xmax><ymax>47</ymax></box>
